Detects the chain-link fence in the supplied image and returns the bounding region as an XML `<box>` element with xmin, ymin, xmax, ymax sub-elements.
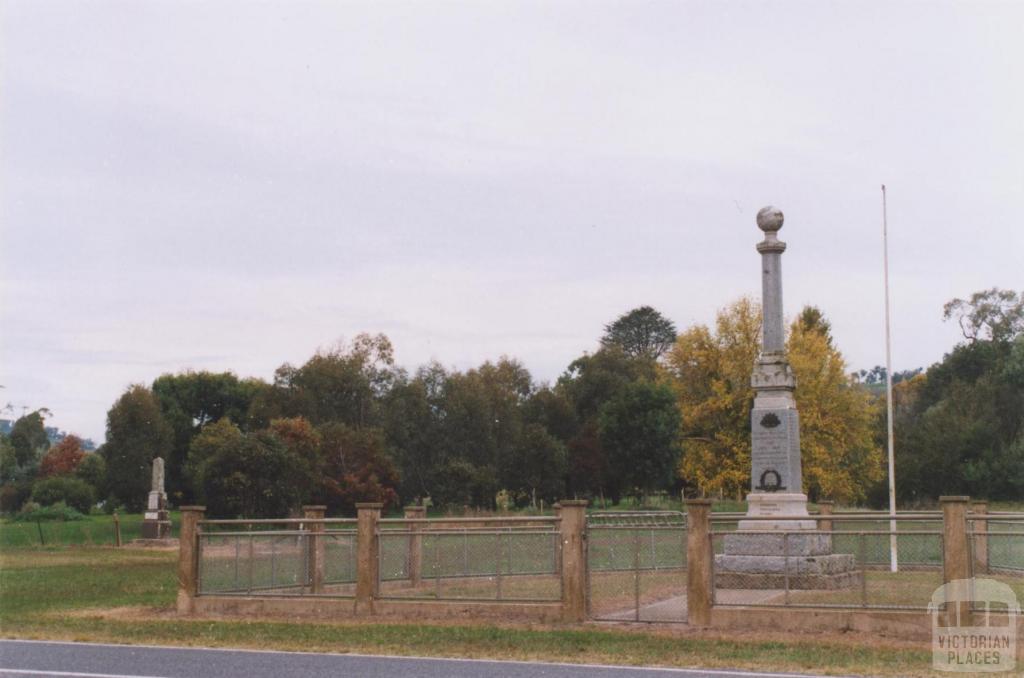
<box><xmin>586</xmin><ymin>512</ymin><xmax>687</xmax><ymax>622</ymax></box>
<box><xmin>197</xmin><ymin>519</ymin><xmax>357</xmax><ymax>597</ymax></box>
<box><xmin>324</xmin><ymin>529</ymin><xmax>358</xmax><ymax>588</ymax></box>
<box><xmin>187</xmin><ymin>506</ymin><xmax>1024</xmax><ymax>623</ymax></box>
<box><xmin>711</xmin><ymin>520</ymin><xmax>944</xmax><ymax>610</ymax></box>
<box><xmin>970</xmin><ymin>517</ymin><xmax>1024</xmax><ymax>608</ymax></box>
<box><xmin>377</xmin><ymin>524</ymin><xmax>561</xmax><ymax>601</ymax></box>
<box><xmin>830</xmin><ymin>514</ymin><xmax>944</xmax><ymax>570</ymax></box>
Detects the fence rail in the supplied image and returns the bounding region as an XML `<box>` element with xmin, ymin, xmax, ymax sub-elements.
<box><xmin>178</xmin><ymin>499</ymin><xmax>1024</xmax><ymax>628</ymax></box>
<box><xmin>377</xmin><ymin>526</ymin><xmax>561</xmax><ymax>602</ymax></box>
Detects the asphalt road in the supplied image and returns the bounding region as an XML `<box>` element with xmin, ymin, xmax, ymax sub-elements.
<box><xmin>0</xmin><ymin>640</ymin><xmax>837</xmax><ymax>678</ymax></box>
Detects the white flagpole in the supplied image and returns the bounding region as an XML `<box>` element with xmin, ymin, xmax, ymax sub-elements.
<box><xmin>882</xmin><ymin>184</ymin><xmax>898</xmax><ymax>573</ymax></box>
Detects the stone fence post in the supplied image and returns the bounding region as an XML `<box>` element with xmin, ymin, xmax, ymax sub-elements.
<box><xmin>404</xmin><ymin>505</ymin><xmax>426</xmax><ymax>587</ymax></box>
<box><xmin>686</xmin><ymin>499</ymin><xmax>713</xmax><ymax>627</ymax></box>
<box><xmin>817</xmin><ymin>500</ymin><xmax>834</xmax><ymax>533</ymax></box>
<box><xmin>971</xmin><ymin>500</ymin><xmax>988</xmax><ymax>575</ymax></box>
<box><xmin>356</xmin><ymin>502</ymin><xmax>383</xmax><ymax>614</ymax></box>
<box><xmin>941</xmin><ymin>496</ymin><xmax>972</xmax><ymax>626</ymax></box>
<box><xmin>303</xmin><ymin>505</ymin><xmax>326</xmax><ymax>594</ymax></box>
<box><xmin>558</xmin><ymin>500</ymin><xmax>587</xmax><ymax>622</ymax></box>
<box><xmin>176</xmin><ymin>505</ymin><xmax>205</xmax><ymax>614</ymax></box>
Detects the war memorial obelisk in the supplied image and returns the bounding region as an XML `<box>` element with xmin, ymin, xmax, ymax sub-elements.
<box><xmin>714</xmin><ymin>206</ymin><xmax>859</xmax><ymax>589</ymax></box>
<box><xmin>743</xmin><ymin>206</ymin><xmax>813</xmax><ymax>529</ymax></box>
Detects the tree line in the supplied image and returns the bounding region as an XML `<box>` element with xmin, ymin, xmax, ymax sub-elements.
<box><xmin>2</xmin><ymin>289</ymin><xmax>1020</xmax><ymax>517</ymax></box>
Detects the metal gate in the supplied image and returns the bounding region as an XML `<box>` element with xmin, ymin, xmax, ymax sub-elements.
<box><xmin>586</xmin><ymin>511</ymin><xmax>687</xmax><ymax>622</ymax></box>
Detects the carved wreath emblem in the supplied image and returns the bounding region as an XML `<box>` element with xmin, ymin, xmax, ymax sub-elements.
<box><xmin>760</xmin><ymin>413</ymin><xmax>781</xmax><ymax>429</ymax></box>
<box><xmin>755</xmin><ymin>469</ymin><xmax>786</xmax><ymax>492</ymax></box>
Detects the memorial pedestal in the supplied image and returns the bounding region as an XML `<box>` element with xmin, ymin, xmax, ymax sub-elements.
<box><xmin>141</xmin><ymin>490</ymin><xmax>171</xmax><ymax>539</ymax></box>
<box><xmin>739</xmin><ymin>493</ymin><xmax>816</xmax><ymax>530</ymax></box>
<box><xmin>715</xmin><ymin>529</ymin><xmax>862</xmax><ymax>589</ymax></box>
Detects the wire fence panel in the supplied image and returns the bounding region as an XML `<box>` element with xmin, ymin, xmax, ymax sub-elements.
<box><xmin>832</xmin><ymin>518</ymin><xmax>943</xmax><ymax>569</ymax></box>
<box><xmin>198</xmin><ymin>532</ymin><xmax>310</xmax><ymax>596</ymax></box>
<box><xmin>712</xmin><ymin>529</ymin><xmax>943</xmax><ymax>610</ymax></box>
<box><xmin>986</xmin><ymin>522</ymin><xmax>1024</xmax><ymax>574</ymax></box>
<box><xmin>586</xmin><ymin>513</ymin><xmax>687</xmax><ymax>622</ymax></box>
<box><xmin>971</xmin><ymin>526</ymin><xmax>1024</xmax><ymax>610</ymax></box>
<box><xmin>324</xmin><ymin>530</ymin><xmax>358</xmax><ymax>589</ymax></box>
<box><xmin>377</xmin><ymin>528</ymin><xmax>561</xmax><ymax>602</ymax></box>
<box><xmin>379</xmin><ymin>527</ymin><xmax>411</xmax><ymax>582</ymax></box>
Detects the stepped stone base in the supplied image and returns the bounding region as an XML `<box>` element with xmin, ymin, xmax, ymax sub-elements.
<box><xmin>715</xmin><ymin>531</ymin><xmax>860</xmax><ymax>590</ymax></box>
<box><xmin>723</xmin><ymin>532</ymin><xmax>833</xmax><ymax>556</ymax></box>
<box><xmin>140</xmin><ymin>521</ymin><xmax>171</xmax><ymax>539</ymax></box>
<box><xmin>715</xmin><ymin>569</ymin><xmax>862</xmax><ymax>590</ymax></box>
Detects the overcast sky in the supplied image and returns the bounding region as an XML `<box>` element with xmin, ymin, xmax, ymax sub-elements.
<box><xmin>2</xmin><ymin>1</ymin><xmax>1022</xmax><ymax>443</ymax></box>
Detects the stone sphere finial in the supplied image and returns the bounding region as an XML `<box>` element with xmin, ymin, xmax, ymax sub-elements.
<box><xmin>756</xmin><ymin>206</ymin><xmax>784</xmax><ymax>232</ymax></box>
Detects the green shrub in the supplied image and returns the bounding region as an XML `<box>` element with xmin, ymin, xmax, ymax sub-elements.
<box><xmin>31</xmin><ymin>476</ymin><xmax>96</xmax><ymax>514</ymax></box>
<box><xmin>13</xmin><ymin>500</ymin><xmax>86</xmax><ymax>522</ymax></box>
<box><xmin>0</xmin><ymin>481</ymin><xmax>33</xmax><ymax>514</ymax></box>
<box><xmin>75</xmin><ymin>452</ymin><xmax>107</xmax><ymax>497</ymax></box>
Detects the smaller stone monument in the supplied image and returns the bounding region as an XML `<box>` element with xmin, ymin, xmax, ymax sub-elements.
<box><xmin>140</xmin><ymin>457</ymin><xmax>171</xmax><ymax>539</ymax></box>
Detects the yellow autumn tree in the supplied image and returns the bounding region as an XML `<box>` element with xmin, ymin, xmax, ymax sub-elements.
<box><xmin>788</xmin><ymin>316</ymin><xmax>883</xmax><ymax>502</ymax></box>
<box><xmin>664</xmin><ymin>298</ymin><xmax>760</xmax><ymax>499</ymax></box>
<box><xmin>665</xmin><ymin>298</ymin><xmax>883</xmax><ymax>503</ymax></box>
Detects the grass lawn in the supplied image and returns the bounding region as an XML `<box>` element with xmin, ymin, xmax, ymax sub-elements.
<box><xmin>0</xmin><ymin>512</ymin><xmax>181</xmax><ymax>548</ymax></box>
<box><xmin>0</xmin><ymin>546</ymin><xmax>949</xmax><ymax>676</ymax></box>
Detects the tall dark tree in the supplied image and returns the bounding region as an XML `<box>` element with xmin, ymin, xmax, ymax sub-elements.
<box><xmin>380</xmin><ymin>363</ymin><xmax>447</xmax><ymax>502</ymax></box>
<box><xmin>101</xmin><ymin>385</ymin><xmax>173</xmax><ymax>510</ymax></box>
<box><xmin>185</xmin><ymin>417</ymin><xmax>245</xmax><ymax>501</ymax></box>
<box><xmin>439</xmin><ymin>357</ymin><xmax>532</xmax><ymax>472</ymax></box>
<box><xmin>251</xmin><ymin>333</ymin><xmax>396</xmax><ymax>429</ymax></box>
<box><xmin>556</xmin><ymin>347</ymin><xmax>657</xmax><ymax>499</ymax></box>
<box><xmin>558</xmin><ymin>348</ymin><xmax>657</xmax><ymax>423</ymax></box>
<box><xmin>598</xmin><ymin>380</ymin><xmax>681</xmax><ymax>499</ymax></box>
<box><xmin>0</xmin><ymin>436</ymin><xmax>17</xmax><ymax>484</ymax></box>
<box><xmin>892</xmin><ymin>291</ymin><xmax>1024</xmax><ymax>502</ymax></box>
<box><xmin>200</xmin><ymin>431</ymin><xmax>307</xmax><ymax>518</ymax></box>
<box><xmin>9</xmin><ymin>411</ymin><xmax>49</xmax><ymax>469</ymax></box>
<box><xmin>501</xmin><ymin>423</ymin><xmax>568</xmax><ymax>506</ymax></box>
<box><xmin>600</xmin><ymin>306</ymin><xmax>677</xmax><ymax>360</ymax></box>
<box><xmin>152</xmin><ymin>370</ymin><xmax>263</xmax><ymax>501</ymax></box>
<box><xmin>565</xmin><ymin>422</ymin><xmax>609</xmax><ymax>502</ymax></box>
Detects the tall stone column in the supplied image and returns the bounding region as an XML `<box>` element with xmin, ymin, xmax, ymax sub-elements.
<box><xmin>715</xmin><ymin>207</ymin><xmax>859</xmax><ymax>591</ymax></box>
<box><xmin>743</xmin><ymin>206</ymin><xmax>813</xmax><ymax>530</ymax></box>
